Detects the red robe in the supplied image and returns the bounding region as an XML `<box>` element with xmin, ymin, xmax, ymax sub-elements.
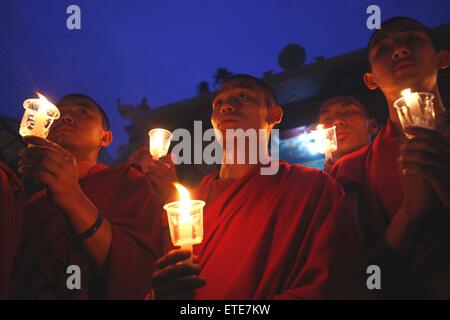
<box><xmin>330</xmin><ymin>121</ymin><xmax>450</xmax><ymax>298</ymax></box>
<box><xmin>12</xmin><ymin>163</ymin><xmax>163</xmax><ymax>299</ymax></box>
<box><xmin>192</xmin><ymin>161</ymin><xmax>367</xmax><ymax>299</ymax></box>
<box><xmin>0</xmin><ymin>161</ymin><xmax>24</xmax><ymax>299</ymax></box>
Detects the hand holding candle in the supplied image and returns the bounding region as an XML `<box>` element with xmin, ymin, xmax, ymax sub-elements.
<box><xmin>394</xmin><ymin>88</ymin><xmax>436</xmax><ymax>139</ymax></box>
<box><xmin>311</xmin><ymin>124</ymin><xmax>338</xmax><ymax>161</ymax></box>
<box><xmin>19</xmin><ymin>93</ymin><xmax>60</xmax><ymax>139</ymax></box>
<box><xmin>148</xmin><ymin>128</ymin><xmax>173</xmax><ymax>160</ymax></box>
<box><xmin>163</xmin><ymin>183</ymin><xmax>205</xmax><ymax>263</ymax></box>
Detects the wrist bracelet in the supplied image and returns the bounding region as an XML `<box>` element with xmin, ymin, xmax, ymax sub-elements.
<box><xmin>79</xmin><ymin>213</ymin><xmax>104</xmax><ymax>241</ymax></box>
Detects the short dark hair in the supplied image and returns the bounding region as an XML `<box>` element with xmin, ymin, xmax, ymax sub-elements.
<box><xmin>220</xmin><ymin>74</ymin><xmax>278</xmax><ymax>107</ymax></box>
<box><xmin>366</xmin><ymin>16</ymin><xmax>441</xmax><ymax>70</ymax></box>
<box><xmin>57</xmin><ymin>93</ymin><xmax>110</xmax><ymax>130</ymax></box>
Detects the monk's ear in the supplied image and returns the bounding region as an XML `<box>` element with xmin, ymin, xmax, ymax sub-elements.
<box><xmin>437</xmin><ymin>49</ymin><xmax>450</xmax><ymax>70</ymax></box>
<box><xmin>368</xmin><ymin>118</ymin><xmax>379</xmax><ymax>135</ymax></box>
<box><xmin>363</xmin><ymin>72</ymin><xmax>378</xmax><ymax>91</ymax></box>
<box><xmin>268</xmin><ymin>105</ymin><xmax>283</xmax><ymax>126</ymax></box>
<box><xmin>100</xmin><ymin>130</ymin><xmax>113</xmax><ymax>148</ymax></box>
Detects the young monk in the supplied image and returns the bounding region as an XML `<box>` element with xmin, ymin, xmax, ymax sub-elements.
<box><xmin>13</xmin><ymin>93</ymin><xmax>162</xmax><ymax>299</ymax></box>
<box><xmin>318</xmin><ymin>96</ymin><xmax>378</xmax><ymax>171</ymax></box>
<box><xmin>329</xmin><ymin>17</ymin><xmax>450</xmax><ymax>298</ymax></box>
<box><xmin>0</xmin><ymin>161</ymin><xmax>24</xmax><ymax>299</ymax></box>
<box><xmin>150</xmin><ymin>74</ymin><xmax>369</xmax><ymax>300</ymax></box>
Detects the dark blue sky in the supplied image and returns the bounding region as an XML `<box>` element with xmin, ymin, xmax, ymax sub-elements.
<box><xmin>1</xmin><ymin>0</ymin><xmax>449</xmax><ymax>158</ymax></box>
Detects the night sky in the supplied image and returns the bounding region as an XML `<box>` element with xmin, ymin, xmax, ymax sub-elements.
<box><xmin>1</xmin><ymin>0</ymin><xmax>449</xmax><ymax>158</ymax></box>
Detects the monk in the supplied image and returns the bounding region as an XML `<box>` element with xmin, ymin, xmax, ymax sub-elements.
<box><xmin>317</xmin><ymin>96</ymin><xmax>378</xmax><ymax>171</ymax></box>
<box><xmin>0</xmin><ymin>161</ymin><xmax>24</xmax><ymax>299</ymax></box>
<box><xmin>151</xmin><ymin>74</ymin><xmax>368</xmax><ymax>300</ymax></box>
<box><xmin>329</xmin><ymin>17</ymin><xmax>450</xmax><ymax>298</ymax></box>
<box><xmin>12</xmin><ymin>93</ymin><xmax>162</xmax><ymax>299</ymax></box>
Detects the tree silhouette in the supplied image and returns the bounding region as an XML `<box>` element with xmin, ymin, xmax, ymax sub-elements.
<box><xmin>197</xmin><ymin>81</ymin><xmax>210</xmax><ymax>96</ymax></box>
<box><xmin>213</xmin><ymin>67</ymin><xmax>233</xmax><ymax>88</ymax></box>
<box><xmin>278</xmin><ymin>43</ymin><xmax>306</xmax><ymax>71</ymax></box>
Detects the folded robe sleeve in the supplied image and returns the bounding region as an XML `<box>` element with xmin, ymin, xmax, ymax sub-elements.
<box><xmin>273</xmin><ymin>181</ymin><xmax>369</xmax><ymax>299</ymax></box>
<box><xmin>98</xmin><ymin>167</ymin><xmax>163</xmax><ymax>299</ymax></box>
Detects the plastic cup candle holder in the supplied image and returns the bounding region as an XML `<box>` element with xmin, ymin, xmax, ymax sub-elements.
<box><xmin>148</xmin><ymin>128</ymin><xmax>173</xmax><ymax>160</ymax></box>
<box><xmin>19</xmin><ymin>93</ymin><xmax>60</xmax><ymax>139</ymax></box>
<box><xmin>164</xmin><ymin>200</ymin><xmax>205</xmax><ymax>263</ymax></box>
<box><xmin>394</xmin><ymin>89</ymin><xmax>436</xmax><ymax>139</ymax></box>
<box><xmin>311</xmin><ymin>125</ymin><xmax>337</xmax><ymax>161</ymax></box>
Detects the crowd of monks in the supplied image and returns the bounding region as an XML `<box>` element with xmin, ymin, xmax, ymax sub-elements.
<box><xmin>1</xmin><ymin>17</ymin><xmax>449</xmax><ymax>300</ymax></box>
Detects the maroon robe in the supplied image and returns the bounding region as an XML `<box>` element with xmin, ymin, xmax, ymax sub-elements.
<box><xmin>192</xmin><ymin>161</ymin><xmax>368</xmax><ymax>299</ymax></box>
<box><xmin>0</xmin><ymin>161</ymin><xmax>24</xmax><ymax>299</ymax></box>
<box><xmin>330</xmin><ymin>121</ymin><xmax>450</xmax><ymax>298</ymax></box>
<box><xmin>12</xmin><ymin>163</ymin><xmax>163</xmax><ymax>299</ymax></box>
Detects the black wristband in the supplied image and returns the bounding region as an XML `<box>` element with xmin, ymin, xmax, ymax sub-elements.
<box><xmin>79</xmin><ymin>213</ymin><xmax>104</xmax><ymax>241</ymax></box>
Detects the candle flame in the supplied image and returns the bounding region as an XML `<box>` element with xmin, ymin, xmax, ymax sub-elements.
<box><xmin>35</xmin><ymin>92</ymin><xmax>53</xmax><ymax>113</ymax></box>
<box><xmin>155</xmin><ymin>129</ymin><xmax>163</xmax><ymax>142</ymax></box>
<box><xmin>401</xmin><ymin>88</ymin><xmax>412</xmax><ymax>99</ymax></box>
<box><xmin>36</xmin><ymin>92</ymin><xmax>49</xmax><ymax>102</ymax></box>
<box><xmin>316</xmin><ymin>124</ymin><xmax>325</xmax><ymax>130</ymax></box>
<box><xmin>174</xmin><ymin>183</ymin><xmax>191</xmax><ymax>217</ymax></box>
<box><xmin>174</xmin><ymin>183</ymin><xmax>190</xmax><ymax>202</ymax></box>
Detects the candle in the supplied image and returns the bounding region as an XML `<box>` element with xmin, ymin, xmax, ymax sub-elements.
<box><xmin>394</xmin><ymin>89</ymin><xmax>436</xmax><ymax>138</ymax></box>
<box><xmin>20</xmin><ymin>93</ymin><xmax>60</xmax><ymax>139</ymax></box>
<box><xmin>176</xmin><ymin>183</ymin><xmax>193</xmax><ymax>245</ymax></box>
<box><xmin>164</xmin><ymin>183</ymin><xmax>205</xmax><ymax>264</ymax></box>
<box><xmin>401</xmin><ymin>89</ymin><xmax>422</xmax><ymax>125</ymax></box>
<box><xmin>312</xmin><ymin>124</ymin><xmax>337</xmax><ymax>161</ymax></box>
<box><xmin>148</xmin><ymin>128</ymin><xmax>173</xmax><ymax>160</ymax></box>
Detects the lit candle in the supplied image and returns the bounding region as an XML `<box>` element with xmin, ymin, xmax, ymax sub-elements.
<box><xmin>312</xmin><ymin>124</ymin><xmax>337</xmax><ymax>161</ymax></box>
<box><xmin>176</xmin><ymin>183</ymin><xmax>194</xmax><ymax>252</ymax></box>
<box><xmin>164</xmin><ymin>183</ymin><xmax>205</xmax><ymax>264</ymax></box>
<box><xmin>148</xmin><ymin>128</ymin><xmax>173</xmax><ymax>160</ymax></box>
<box><xmin>20</xmin><ymin>93</ymin><xmax>60</xmax><ymax>139</ymax></box>
<box><xmin>401</xmin><ymin>88</ymin><xmax>422</xmax><ymax>125</ymax></box>
<box><xmin>394</xmin><ymin>89</ymin><xmax>437</xmax><ymax>138</ymax></box>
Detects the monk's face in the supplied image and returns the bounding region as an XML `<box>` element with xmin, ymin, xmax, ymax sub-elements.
<box><xmin>48</xmin><ymin>97</ymin><xmax>111</xmax><ymax>155</ymax></box>
<box><xmin>366</xmin><ymin>19</ymin><xmax>441</xmax><ymax>96</ymax></box>
<box><xmin>211</xmin><ymin>78</ymin><xmax>272</xmax><ymax>135</ymax></box>
<box><xmin>319</xmin><ymin>97</ymin><xmax>377</xmax><ymax>158</ymax></box>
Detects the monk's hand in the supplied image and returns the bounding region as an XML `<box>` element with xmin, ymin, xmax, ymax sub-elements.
<box><xmin>399</xmin><ymin>127</ymin><xmax>450</xmax><ymax>209</ymax></box>
<box><xmin>144</xmin><ymin>157</ymin><xmax>178</xmax><ymax>202</ymax></box>
<box><xmin>18</xmin><ymin>135</ymin><xmax>83</xmax><ymax>210</ymax></box>
<box><xmin>152</xmin><ymin>249</ymin><xmax>206</xmax><ymax>300</ymax></box>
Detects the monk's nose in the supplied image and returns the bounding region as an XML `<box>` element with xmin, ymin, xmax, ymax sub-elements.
<box><xmin>220</xmin><ymin>102</ymin><xmax>236</xmax><ymax>114</ymax></box>
<box><xmin>60</xmin><ymin>113</ymin><xmax>74</xmax><ymax>124</ymax></box>
<box><xmin>392</xmin><ymin>42</ymin><xmax>411</xmax><ymax>60</ymax></box>
<box><xmin>332</xmin><ymin>116</ymin><xmax>346</xmax><ymax>127</ymax></box>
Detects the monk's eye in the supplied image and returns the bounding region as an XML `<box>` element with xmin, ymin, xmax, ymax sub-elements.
<box><xmin>376</xmin><ymin>44</ymin><xmax>388</xmax><ymax>54</ymax></box>
<box><xmin>214</xmin><ymin>100</ymin><xmax>223</xmax><ymax>109</ymax></box>
<box><xmin>406</xmin><ymin>34</ymin><xmax>420</xmax><ymax>42</ymax></box>
<box><xmin>238</xmin><ymin>92</ymin><xmax>248</xmax><ymax>99</ymax></box>
<box><xmin>321</xmin><ymin>116</ymin><xmax>332</xmax><ymax>123</ymax></box>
